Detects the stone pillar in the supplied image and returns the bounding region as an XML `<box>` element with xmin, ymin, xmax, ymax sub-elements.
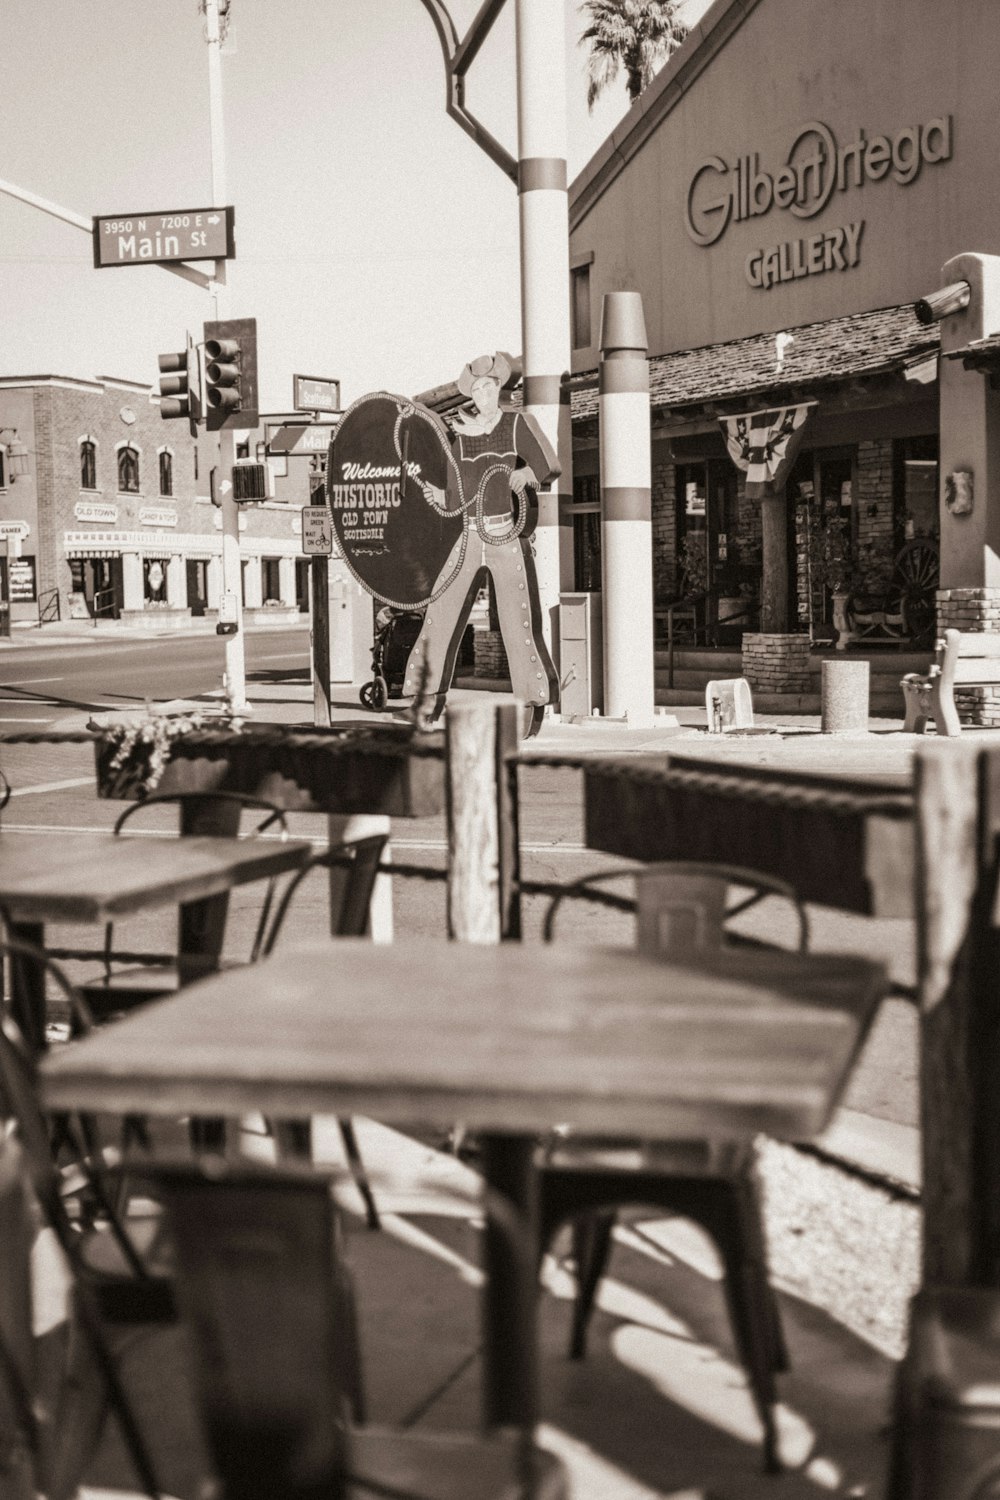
<box><xmin>935</xmin><ymin>254</ymin><xmax>1000</xmax><ymax>596</ymax></box>
<box><xmin>937</xmin><ymin>587</ymin><xmax>1000</xmax><ymax>725</ymax></box>
<box><xmin>121</xmin><ymin>552</ymin><xmax>144</xmax><ymax>612</ymax></box>
<box><xmin>242</xmin><ymin>556</ymin><xmax>263</xmax><ymax>609</ymax></box>
<box><xmin>207</xmin><ymin>555</ymin><xmax>223</xmax><ymax>610</ymax></box>
<box><xmin>166</xmin><ymin>555</ymin><xmax>187</xmax><ymax>609</ymax></box>
<box><xmin>742</xmin><ymin>633</ymin><xmax>812</xmax><ymax>697</ymax></box>
<box><xmin>278</xmin><ymin>555</ymin><xmax>296</xmax><ymax>607</ymax></box>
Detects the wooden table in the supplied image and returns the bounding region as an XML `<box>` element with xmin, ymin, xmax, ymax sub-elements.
<box><xmin>0</xmin><ymin>832</ymin><xmax>313</xmax><ymax>1051</ymax></box>
<box><xmin>41</xmin><ymin>935</ymin><xmax>887</xmax><ymax>1432</ymax></box>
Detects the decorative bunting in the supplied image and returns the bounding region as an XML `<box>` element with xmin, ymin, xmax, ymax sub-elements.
<box><xmin>720</xmin><ymin>404</ymin><xmax>812</xmax><ymax>499</ymax></box>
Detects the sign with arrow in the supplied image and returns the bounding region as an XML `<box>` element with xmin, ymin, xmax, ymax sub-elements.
<box><xmin>93</xmin><ymin>206</ymin><xmax>235</xmax><ymax>267</ymax></box>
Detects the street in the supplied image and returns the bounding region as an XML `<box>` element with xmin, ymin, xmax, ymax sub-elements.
<box><xmin>0</xmin><ymin>625</ymin><xmax>918</xmax><ymax>1155</ymax></box>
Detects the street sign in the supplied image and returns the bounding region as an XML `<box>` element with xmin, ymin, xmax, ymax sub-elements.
<box><xmin>293</xmin><ymin>375</ymin><xmax>341</xmax><ymax>414</ymax></box>
<box><xmin>301</xmin><ymin>507</ymin><xmax>333</xmax><ymax>555</ymax></box>
<box><xmin>92</xmin><ymin>206</ymin><xmax>235</xmax><ymax>268</ymax></box>
<box><xmin>266</xmin><ymin>421</ymin><xmax>339</xmax><ymax>456</ymax></box>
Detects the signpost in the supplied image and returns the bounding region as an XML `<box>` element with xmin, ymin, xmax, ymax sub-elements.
<box><xmin>92</xmin><ymin>207</ymin><xmax>235</xmax><ymax>268</ymax></box>
<box><xmin>266</xmin><ymin>422</ymin><xmax>339</xmax><ymax>457</ymax></box>
<box><xmin>294</xmin><ymin>375</ymin><xmax>341</xmax><ymax>414</ymax></box>
<box><xmin>301</xmin><ymin>507</ymin><xmax>333</xmax><ymax>556</ymax></box>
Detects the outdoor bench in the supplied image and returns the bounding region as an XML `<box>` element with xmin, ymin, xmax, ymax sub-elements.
<box><xmin>900</xmin><ymin>627</ymin><xmax>1000</xmax><ymax>736</ymax></box>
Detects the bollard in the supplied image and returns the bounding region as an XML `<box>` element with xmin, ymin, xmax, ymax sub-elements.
<box><xmin>821</xmin><ymin>658</ymin><xmax>869</xmax><ymax>733</ymax></box>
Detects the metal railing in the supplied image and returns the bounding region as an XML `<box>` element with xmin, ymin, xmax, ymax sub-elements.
<box><xmin>37</xmin><ymin>587</ymin><xmax>60</xmax><ymax>625</ymax></box>
<box><xmin>92</xmin><ymin>587</ymin><xmax>118</xmax><ymax>624</ymax></box>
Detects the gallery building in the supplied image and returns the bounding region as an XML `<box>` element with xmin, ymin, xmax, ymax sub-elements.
<box><xmin>565</xmin><ymin>0</ymin><xmax>1000</xmax><ymax>692</ymax></box>
<box><xmin>0</xmin><ymin>373</ymin><xmax>313</xmax><ymax>627</ymax></box>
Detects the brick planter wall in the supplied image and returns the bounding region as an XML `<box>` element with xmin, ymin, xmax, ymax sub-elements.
<box><xmin>936</xmin><ymin>587</ymin><xmax>1000</xmax><ymax>726</ymax></box>
<box><xmin>474</xmin><ymin>628</ymin><xmax>510</xmax><ymax>681</ymax></box>
<box><xmin>742</xmin><ymin>633</ymin><xmax>813</xmax><ymax>694</ymax></box>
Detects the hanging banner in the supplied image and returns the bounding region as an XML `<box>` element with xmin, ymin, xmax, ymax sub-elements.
<box><xmin>326</xmin><ymin>392</ymin><xmax>466</xmax><ymax>609</ymax></box>
<box><xmin>719</xmin><ymin>403</ymin><xmax>812</xmax><ymax>499</ymax></box>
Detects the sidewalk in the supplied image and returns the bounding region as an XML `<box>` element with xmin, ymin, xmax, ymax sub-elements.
<box><xmin>80</xmin><ymin>1117</ymin><xmax>909</xmax><ymax>1500</ymax></box>
<box><xmin>40</xmin><ymin>668</ymin><xmax>954</xmax><ymax>1498</ymax></box>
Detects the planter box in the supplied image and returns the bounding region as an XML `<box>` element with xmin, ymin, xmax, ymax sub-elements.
<box><xmin>95</xmin><ymin>724</ymin><xmax>445</xmax><ymax>818</ymax></box>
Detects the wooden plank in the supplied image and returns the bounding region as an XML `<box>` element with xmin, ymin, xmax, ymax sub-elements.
<box><xmin>954</xmin><ymin>634</ymin><xmax>1000</xmax><ymax>657</ymax></box>
<box><xmin>915</xmin><ymin>742</ymin><xmax>1000</xmax><ymax>1284</ymax></box>
<box><xmin>40</xmin><ymin>939</ymin><xmax>887</xmax><ymax>1142</ymax></box>
<box><xmin>445</xmin><ymin>700</ymin><xmax>521</xmax><ymax>943</ymax></box>
<box><xmin>951</xmin><ymin>660</ymin><xmax>1000</xmax><ymax>683</ymax></box>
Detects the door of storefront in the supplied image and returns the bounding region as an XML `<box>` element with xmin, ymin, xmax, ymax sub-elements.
<box><xmin>674</xmin><ymin>455</ymin><xmax>740</xmax><ymax>637</ymax></box>
<box><xmin>69</xmin><ymin>557</ymin><xmax>123</xmax><ymax>618</ymax></box>
<box><xmin>295</xmin><ymin>558</ymin><xmax>310</xmax><ymax>613</ymax></box>
<box><xmin>186</xmin><ymin>559</ymin><xmax>209</xmax><ymax>616</ymax></box>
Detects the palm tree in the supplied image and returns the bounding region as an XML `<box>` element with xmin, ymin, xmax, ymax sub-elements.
<box><xmin>579</xmin><ymin>0</ymin><xmax>689</xmax><ymax>111</ymax></box>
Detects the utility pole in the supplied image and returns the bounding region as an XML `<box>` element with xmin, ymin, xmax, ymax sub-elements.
<box><xmin>203</xmin><ymin>0</ymin><xmax>249</xmax><ymax>712</ymax></box>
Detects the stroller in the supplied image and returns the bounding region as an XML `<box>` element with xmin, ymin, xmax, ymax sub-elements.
<box><xmin>359</xmin><ymin>606</ymin><xmax>424</xmax><ymax>711</ymax></box>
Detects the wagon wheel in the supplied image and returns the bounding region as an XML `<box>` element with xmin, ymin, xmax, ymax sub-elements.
<box><xmin>891</xmin><ymin>539</ymin><xmax>939</xmax><ymax>645</ymax></box>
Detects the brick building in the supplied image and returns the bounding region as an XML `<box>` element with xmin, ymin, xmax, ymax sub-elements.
<box><xmin>0</xmin><ymin>374</ymin><xmax>313</xmax><ymax>627</ymax></box>
<box><xmin>563</xmin><ymin>0</ymin><xmax>1000</xmax><ymax>679</ymax></box>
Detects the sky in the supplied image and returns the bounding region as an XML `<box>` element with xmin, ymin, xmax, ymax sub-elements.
<box><xmin>0</xmin><ymin>0</ymin><xmax>711</xmax><ymax>412</ymax></box>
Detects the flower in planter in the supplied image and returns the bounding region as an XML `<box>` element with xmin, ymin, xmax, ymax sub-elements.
<box><xmin>91</xmin><ymin>690</ymin><xmax>246</xmax><ymax>796</ymax></box>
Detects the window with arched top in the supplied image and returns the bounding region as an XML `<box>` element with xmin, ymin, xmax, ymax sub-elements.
<box><xmin>159</xmin><ymin>450</ymin><xmax>173</xmax><ymax>497</ymax></box>
<box><xmin>117</xmin><ymin>444</ymin><xmax>140</xmax><ymax>494</ymax></box>
<box><xmin>80</xmin><ymin>439</ymin><xmax>97</xmax><ymax>490</ymax></box>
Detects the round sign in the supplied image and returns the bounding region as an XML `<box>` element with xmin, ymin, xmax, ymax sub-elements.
<box><xmin>326</xmin><ymin>392</ymin><xmax>466</xmax><ymax>609</ymax></box>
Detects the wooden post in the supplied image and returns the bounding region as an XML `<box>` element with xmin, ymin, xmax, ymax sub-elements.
<box><xmin>445</xmin><ymin>699</ymin><xmax>521</xmax><ymax>943</ymax></box>
<box><xmin>311</xmin><ymin>554</ymin><xmax>331</xmax><ymax>728</ymax></box>
<box><xmin>760</xmin><ymin>491</ymin><xmax>788</xmax><ymax>633</ymax></box>
<box><xmin>916</xmin><ymin>742</ymin><xmax>1000</xmax><ymax>1284</ymax></box>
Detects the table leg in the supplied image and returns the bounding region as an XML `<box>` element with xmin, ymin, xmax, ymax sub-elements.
<box><xmin>480</xmin><ymin>1133</ymin><xmax>539</xmax><ymax>1431</ymax></box>
<box><xmin>7</xmin><ymin>919</ymin><xmax>47</xmax><ymax>1055</ymax></box>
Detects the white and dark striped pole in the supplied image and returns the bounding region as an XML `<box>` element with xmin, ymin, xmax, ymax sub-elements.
<box><xmin>514</xmin><ymin>0</ymin><xmax>574</xmax><ymax>677</ymax></box>
<box><xmin>599</xmin><ymin>291</ymin><xmax>655</xmax><ymax>726</ymax></box>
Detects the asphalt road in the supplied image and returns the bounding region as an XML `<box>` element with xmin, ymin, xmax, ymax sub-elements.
<box><xmin>0</xmin><ymin>625</ymin><xmax>918</xmax><ymax>1151</ymax></box>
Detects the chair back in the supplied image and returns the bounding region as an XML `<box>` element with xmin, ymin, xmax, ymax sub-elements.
<box><xmin>154</xmin><ymin>1161</ymin><xmax>353</xmax><ymax>1500</ymax></box>
<box><xmin>544</xmin><ymin>860</ymin><xmax>809</xmax><ymax>956</ymax></box>
<box><xmin>260</xmin><ymin>834</ymin><xmax>389</xmax><ymax>956</ymax></box>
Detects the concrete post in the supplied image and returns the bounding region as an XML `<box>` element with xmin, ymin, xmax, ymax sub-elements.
<box><xmin>121</xmin><ymin>552</ymin><xmax>144</xmax><ymax>612</ymax></box>
<box><xmin>514</xmin><ymin>0</ymin><xmax>573</xmax><ymax>674</ymax></box>
<box><xmin>935</xmin><ymin>254</ymin><xmax>1000</xmax><ymax>591</ymax></box>
<box><xmin>166</xmin><ymin>554</ymin><xmax>187</xmax><ymax>609</ymax></box>
<box><xmin>278</xmin><ymin>555</ymin><xmax>296</xmax><ymax>607</ymax></box>
<box><xmin>599</xmin><ymin>292</ymin><xmax>655</xmax><ymax>727</ymax></box>
<box><xmin>242</xmin><ymin>555</ymin><xmax>263</xmax><ymax>609</ymax></box>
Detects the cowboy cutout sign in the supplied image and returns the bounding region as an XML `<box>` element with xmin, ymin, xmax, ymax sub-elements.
<box><xmin>328</xmin><ymin>352</ymin><xmax>559</xmax><ymax>738</ymax></box>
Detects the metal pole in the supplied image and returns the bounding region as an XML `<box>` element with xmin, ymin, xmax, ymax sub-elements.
<box><xmin>599</xmin><ymin>292</ymin><xmax>654</xmax><ymax>726</ymax></box>
<box><xmin>513</xmin><ymin>0</ymin><xmax>573</xmax><ymax>689</ymax></box>
<box><xmin>204</xmin><ymin>0</ymin><xmax>248</xmax><ymax>712</ymax></box>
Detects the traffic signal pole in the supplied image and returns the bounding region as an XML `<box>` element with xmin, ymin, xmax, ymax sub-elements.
<box><xmin>204</xmin><ymin>0</ymin><xmax>249</xmax><ymax>713</ymax></box>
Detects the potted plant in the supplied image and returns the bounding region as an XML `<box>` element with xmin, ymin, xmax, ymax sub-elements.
<box><xmin>677</xmin><ymin>531</ymin><xmax>709</xmax><ymax>596</ymax></box>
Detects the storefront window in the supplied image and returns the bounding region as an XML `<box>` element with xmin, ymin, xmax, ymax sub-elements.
<box><xmin>571</xmin><ymin>474</ymin><xmax>601</xmax><ymax>592</ymax></box>
<box><xmin>118</xmin><ymin>445</ymin><xmax>140</xmax><ymax>494</ymax></box>
<box><xmin>80</xmin><ymin>440</ymin><xmax>97</xmax><ymax>490</ymax></box>
<box><xmin>894</xmin><ymin>435</ymin><xmax>939</xmax><ymax>541</ymax></box>
<box><xmin>144</xmin><ymin>558</ymin><xmax>167</xmax><ymax>603</ymax></box>
<box><xmin>261</xmin><ymin>557</ymin><xmax>281</xmax><ymax>603</ymax></box>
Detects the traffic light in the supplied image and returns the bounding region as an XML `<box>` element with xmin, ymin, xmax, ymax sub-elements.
<box><xmin>157</xmin><ymin>334</ymin><xmax>201</xmax><ymax>436</ymax></box>
<box><xmin>203</xmin><ymin>317</ymin><xmax>258</xmax><ymax>431</ymax></box>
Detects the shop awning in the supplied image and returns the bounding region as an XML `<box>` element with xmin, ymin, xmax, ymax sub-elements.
<box><xmin>567</xmin><ymin>302</ymin><xmax>940</xmax><ymax>422</ymax></box>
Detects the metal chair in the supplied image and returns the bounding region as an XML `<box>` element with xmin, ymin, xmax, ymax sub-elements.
<box><xmin>0</xmin><ymin>939</ymin><xmax>175</xmax><ymax>1499</ymax></box>
<box><xmin>152</xmin><ymin>1157</ymin><xmax>567</xmax><ymax>1500</ymax></box>
<box><xmin>538</xmin><ymin>861</ymin><xmax>810</xmax><ymax>1474</ymax></box>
